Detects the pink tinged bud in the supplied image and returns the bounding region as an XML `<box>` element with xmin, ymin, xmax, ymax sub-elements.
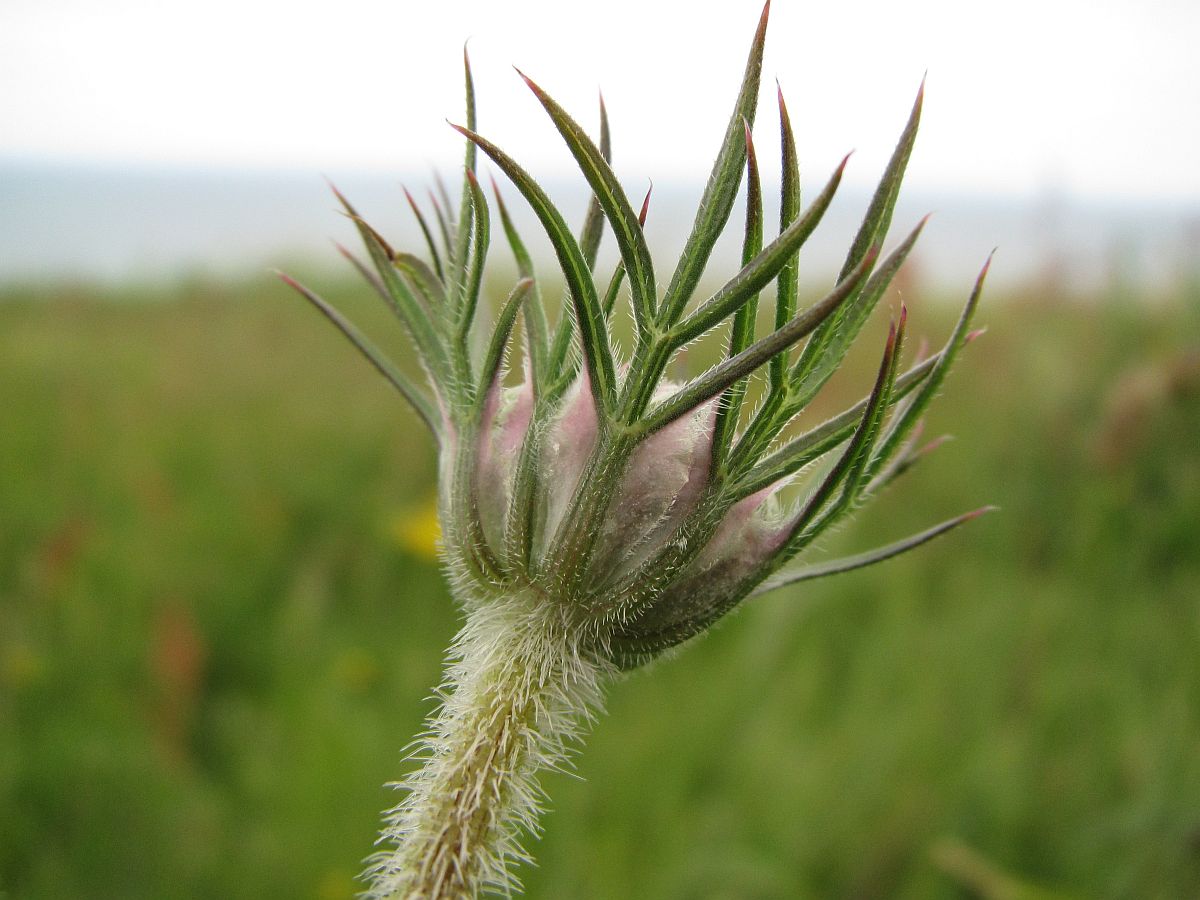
<box><xmin>540</xmin><ymin>373</ymin><xmax>600</xmax><ymax>549</ymax></box>
<box><xmin>475</xmin><ymin>378</ymin><xmax>535</xmax><ymax>551</ymax></box>
<box><xmin>496</xmin><ymin>380</ymin><xmax>534</xmax><ymax>456</ymax></box>
<box><xmin>646</xmin><ymin>484</ymin><xmax>787</xmax><ymax>632</ymax></box>
<box><xmin>591</xmin><ymin>393</ymin><xmax>716</xmax><ymax>580</ymax></box>
<box><xmin>470</xmin><ymin>371</ymin><xmax>726</xmax><ymax>585</ymax></box>
<box><xmin>699</xmin><ymin>484</ymin><xmax>787</xmax><ymax>574</ymax></box>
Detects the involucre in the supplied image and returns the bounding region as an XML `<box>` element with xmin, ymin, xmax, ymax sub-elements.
<box><xmin>281</xmin><ymin>3</ymin><xmax>992</xmax><ymax>896</ymax></box>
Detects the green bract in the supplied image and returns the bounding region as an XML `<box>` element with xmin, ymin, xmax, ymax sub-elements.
<box><xmin>282</xmin><ymin>3</ymin><xmax>991</xmax><ymax>895</ymax></box>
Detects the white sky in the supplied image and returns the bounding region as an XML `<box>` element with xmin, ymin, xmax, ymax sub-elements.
<box><xmin>2</xmin><ymin>0</ymin><xmax>1198</xmax><ymax>204</ymax></box>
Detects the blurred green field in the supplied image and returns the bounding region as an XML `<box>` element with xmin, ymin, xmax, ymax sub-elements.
<box><xmin>1</xmin><ymin>274</ymin><xmax>1198</xmax><ymax>899</ymax></box>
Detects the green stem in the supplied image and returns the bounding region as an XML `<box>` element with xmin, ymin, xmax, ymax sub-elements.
<box><xmin>366</xmin><ymin>597</ymin><xmax>610</xmax><ymax>899</ymax></box>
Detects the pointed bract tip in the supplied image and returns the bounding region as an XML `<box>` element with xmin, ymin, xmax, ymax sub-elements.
<box><xmin>487</xmin><ymin>171</ymin><xmax>503</xmax><ymax>197</ymax></box>
<box><xmin>465</xmin><ymin>167</ymin><xmax>480</xmax><ymax>188</ymax></box>
<box><xmin>898</xmin><ymin>302</ymin><xmax>909</xmax><ymax>329</ymax></box>
<box><xmin>513</xmin><ymin>66</ymin><xmax>539</xmax><ymax>92</ymax></box>
<box><xmin>324</xmin><ymin>177</ymin><xmax>350</xmax><ymax>206</ymax></box>
<box><xmin>344</xmin><ymin>213</ymin><xmax>395</xmax><ymax>260</ymax></box>
<box><xmin>967</xmin><ymin>253</ymin><xmax>994</xmax><ymax>299</ymax></box>
<box><xmin>965</xmin><ymin>504</ymin><xmax>999</xmax><ymax>520</ymax></box>
<box><xmin>741</xmin><ymin>117</ymin><xmax>757</xmax><ymax>157</ymax></box>
<box><xmin>965</xmin><ymin>327</ymin><xmax>988</xmax><ymax>344</ymax></box>
<box><xmin>837</xmin><ymin>152</ymin><xmax>854</xmax><ymax>175</ymax></box>
<box><xmin>918</xmin><ymin>434</ymin><xmax>954</xmax><ymax>456</ymax></box>
<box><xmin>275</xmin><ymin>270</ymin><xmax>300</xmax><ymax>290</ymax></box>
<box><xmin>639</xmin><ymin>182</ymin><xmax>653</xmax><ymax>225</ymax></box>
<box><xmin>448</xmin><ymin>121</ymin><xmax>483</xmax><ymax>147</ymax></box>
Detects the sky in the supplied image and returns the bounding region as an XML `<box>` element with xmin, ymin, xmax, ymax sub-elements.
<box><xmin>3</xmin><ymin>0</ymin><xmax>1199</xmax><ymax>206</ymax></box>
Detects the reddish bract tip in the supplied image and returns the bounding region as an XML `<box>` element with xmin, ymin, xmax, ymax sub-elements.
<box><xmin>965</xmin><ymin>327</ymin><xmax>988</xmax><ymax>344</ymax></box>
<box><xmin>776</xmin><ymin>83</ymin><xmax>792</xmax><ymax>120</ymax></box>
<box><xmin>638</xmin><ymin>182</ymin><xmax>653</xmax><ymax>225</ymax></box>
<box><xmin>487</xmin><ymin>172</ymin><xmax>504</xmax><ymax>200</ymax></box>
<box><xmin>513</xmin><ymin>66</ymin><xmax>539</xmax><ymax>93</ymax></box>
<box><xmin>349</xmin><ymin>215</ymin><xmax>395</xmax><ymax>260</ymax></box>
<box><xmin>402</xmin><ymin>184</ymin><xmax>421</xmax><ymax>210</ymax></box>
<box><xmin>918</xmin><ymin>434</ymin><xmax>953</xmax><ymax>458</ymax></box>
<box><xmin>276</xmin><ymin>271</ymin><xmax>300</xmax><ymax>290</ymax></box>
<box><xmin>837</xmin><ymin>152</ymin><xmax>854</xmax><ymax>175</ymax></box>
<box><xmin>324</xmin><ymin>176</ymin><xmax>350</xmax><ymax>207</ymax></box>
<box><xmin>968</xmin><ymin>253</ymin><xmax>995</xmax><ymax>296</ymax></box>
<box><xmin>965</xmin><ymin>504</ymin><xmax>999</xmax><ymax>520</ymax></box>
<box><xmin>741</xmin><ymin>117</ymin><xmax>757</xmax><ymax>159</ymax></box>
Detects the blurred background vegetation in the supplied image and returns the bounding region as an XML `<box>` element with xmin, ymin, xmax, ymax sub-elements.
<box><xmin>1</xmin><ymin>264</ymin><xmax>1198</xmax><ymax>899</ymax></box>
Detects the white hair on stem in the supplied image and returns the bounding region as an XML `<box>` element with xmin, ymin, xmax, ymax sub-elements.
<box><xmin>364</xmin><ymin>595</ymin><xmax>613</xmax><ymax>899</ymax></box>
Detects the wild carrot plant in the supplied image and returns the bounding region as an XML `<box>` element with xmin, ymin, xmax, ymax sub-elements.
<box><xmin>281</xmin><ymin>3</ymin><xmax>991</xmax><ymax>896</ymax></box>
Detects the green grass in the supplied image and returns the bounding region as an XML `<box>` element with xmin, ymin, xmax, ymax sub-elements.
<box><xmin>1</xmin><ymin>274</ymin><xmax>1198</xmax><ymax>898</ymax></box>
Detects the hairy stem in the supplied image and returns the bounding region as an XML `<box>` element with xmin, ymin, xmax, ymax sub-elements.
<box><xmin>366</xmin><ymin>597</ymin><xmax>611</xmax><ymax>899</ymax></box>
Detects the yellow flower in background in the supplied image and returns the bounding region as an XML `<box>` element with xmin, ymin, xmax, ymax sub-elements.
<box><xmin>389</xmin><ymin>496</ymin><xmax>441</xmax><ymax>561</ymax></box>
